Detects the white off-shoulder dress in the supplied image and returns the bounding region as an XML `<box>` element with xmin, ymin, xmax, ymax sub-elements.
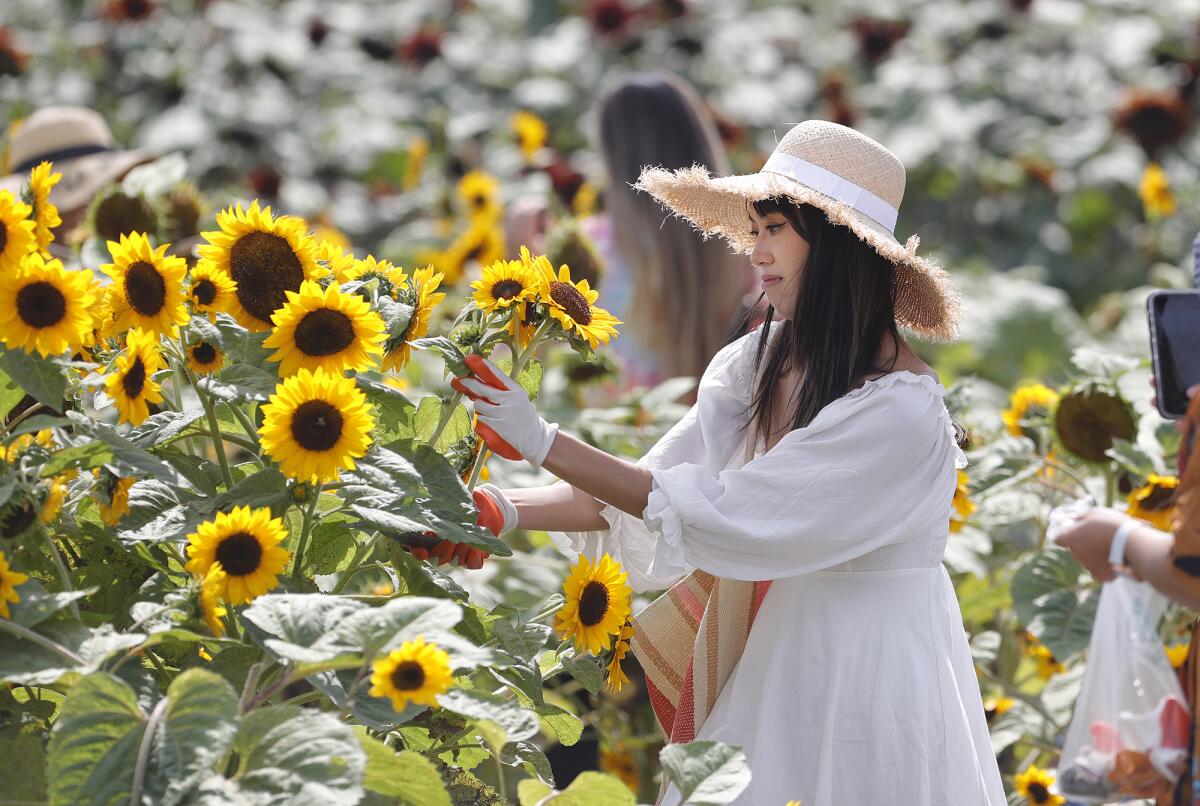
<box><xmin>551</xmin><ymin>328</ymin><xmax>1006</xmax><ymax>806</ymax></box>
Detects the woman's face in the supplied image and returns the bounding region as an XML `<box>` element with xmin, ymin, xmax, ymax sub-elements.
<box><xmin>748</xmin><ymin>205</ymin><xmax>810</xmax><ymax>319</ymax></box>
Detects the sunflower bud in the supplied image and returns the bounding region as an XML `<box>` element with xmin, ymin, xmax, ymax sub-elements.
<box><xmin>545</xmin><ymin>219</ymin><xmax>605</xmax><ymax>290</ymax></box>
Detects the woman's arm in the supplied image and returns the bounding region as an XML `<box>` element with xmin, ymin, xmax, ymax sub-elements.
<box><xmin>504</xmin><ymin>480</ymin><xmax>610</xmax><ymax>532</ymax></box>
<box><xmin>540</xmin><ymin>431</ymin><xmax>654</xmax><ymax>519</ymax></box>
<box><xmin>1058</xmin><ymin>508</ymin><xmax>1200</xmax><ymax>610</ymax></box>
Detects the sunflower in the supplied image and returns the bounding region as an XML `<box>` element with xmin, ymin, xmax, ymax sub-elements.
<box><xmin>403</xmin><ymin>135</ymin><xmax>429</xmax><ymax>191</ymax></box>
<box><xmin>1027</xmin><ymin>642</ymin><xmax>1064</xmax><ymax>680</ymax></box>
<box><xmin>312</xmin><ymin>222</ymin><xmax>351</xmax><ymax>256</ymax></box>
<box><xmin>200</xmin><ymin>563</ymin><xmax>228</xmax><ymax>636</ymax></box>
<box><xmin>195</xmin><ymin>201</ymin><xmax>321</xmax><ymax>331</ymax></box>
<box><xmin>259</xmin><ymin>367</ymin><xmax>375</xmax><ymax>483</ymax></box>
<box><xmin>471</xmin><ymin>258</ymin><xmax>539</xmax><ymax>314</ymax></box>
<box><xmin>101</xmin><ymin>231</ymin><xmax>189</xmax><ymax>337</ymax></box>
<box><xmin>1054</xmin><ymin>388</ymin><xmax>1136</xmax><ymax>463</ymax></box>
<box><xmin>368</xmin><ymin>636</ymin><xmax>454</xmax><ymax>711</ymax></box>
<box><xmin>37</xmin><ymin>479</ymin><xmax>65</xmax><ymax>524</ymax></box>
<box><xmin>1013</xmin><ymin>765</ymin><xmax>1064</xmax><ymax>805</ymax></box>
<box><xmin>511</xmin><ymin>110</ymin><xmax>547</xmax><ymax>163</ymax></box>
<box><xmin>187</xmin><ymin>262</ymin><xmax>236</xmax><ymax>320</ymax></box>
<box><xmin>604</xmin><ymin>622</ymin><xmax>635</xmax><ymax>694</ymax></box>
<box><xmin>438</xmin><ymin>218</ymin><xmax>506</xmax><ymax>285</ymax></box>
<box><xmin>89</xmin><ymin>188</ymin><xmax>159</xmax><ymax>243</ymax></box>
<box><xmin>1139</xmin><ymin>162</ymin><xmax>1177</xmax><ymax>218</ymax></box>
<box><xmin>599</xmin><ymin>744</ymin><xmax>638</xmax><ymax>793</ymax></box>
<box><xmin>536</xmin><ymin>261</ymin><xmax>620</xmax><ymax>349</ymax></box>
<box><xmin>950</xmin><ymin>469</ymin><xmax>975</xmax><ymax>533</ymax></box>
<box><xmin>1127</xmin><ymin>473</ymin><xmax>1179</xmax><ymax>531</ymax></box>
<box><xmin>325</xmin><ymin>245</ymin><xmax>358</xmax><ymax>284</ymax></box>
<box><xmin>0</xmin><ymin>189</ymin><xmax>35</xmax><ymax>272</ymax></box>
<box><xmin>0</xmin><ymin>251</ymin><xmax>97</xmax><ymax>356</ymax></box>
<box><xmin>187</xmin><ymin>340</ymin><xmax>224</xmax><ymax>375</ymax></box>
<box><xmin>555</xmin><ymin>553</ymin><xmax>632</xmax><ymax>654</ymax></box>
<box><xmin>1003</xmin><ymin>384</ymin><xmax>1059</xmax><ymax>438</ymax></box>
<box><xmin>263</xmin><ymin>280</ymin><xmax>386</xmax><ymax>377</ymax></box>
<box><xmin>105</xmin><ymin>328</ymin><xmax>165</xmax><ymax>425</ymax></box>
<box><xmin>96</xmin><ymin>474</ymin><xmax>135</xmax><ymax>526</ymax></box>
<box><xmin>340</xmin><ymin>255</ymin><xmax>409</xmax><ymax>298</ymax></box>
<box><xmin>457</xmin><ymin>169</ymin><xmax>501</xmax><ymax>220</ymax></box>
<box><xmin>185</xmin><ymin>505</ymin><xmax>290</xmax><ymax>605</ymax></box>
<box><xmin>983</xmin><ymin>696</ymin><xmax>1014</xmax><ymax>723</ymax></box>
<box><xmin>382</xmin><ymin>265</ymin><xmax>446</xmax><ymax>373</ymax></box>
<box><xmin>1166</xmin><ymin>641</ymin><xmax>1189</xmax><ymax>669</ymax></box>
<box><xmin>572</xmin><ymin>181</ymin><xmax>599</xmax><ymax>217</ymax></box>
<box><xmin>0</xmin><ymin>549</ymin><xmax>28</xmax><ymax>619</ymax></box>
<box><xmin>27</xmin><ymin>161</ymin><xmax>61</xmax><ymax>252</ymax></box>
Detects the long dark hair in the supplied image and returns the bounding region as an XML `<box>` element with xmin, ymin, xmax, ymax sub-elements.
<box><xmin>742</xmin><ymin>197</ymin><xmax>902</xmax><ymax>447</ymax></box>
<box><xmin>596</xmin><ymin>72</ymin><xmax>747</xmax><ymax>381</ymax></box>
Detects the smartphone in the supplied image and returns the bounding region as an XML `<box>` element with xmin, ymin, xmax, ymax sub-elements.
<box><xmin>1147</xmin><ymin>289</ymin><xmax>1200</xmax><ymax>419</ymax></box>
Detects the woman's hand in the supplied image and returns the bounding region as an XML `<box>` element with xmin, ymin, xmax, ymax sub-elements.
<box><xmin>401</xmin><ymin>486</ymin><xmax>517</xmax><ymax>570</ymax></box>
<box><xmin>456</xmin><ymin>354</ymin><xmax>559</xmax><ymax>466</ymax></box>
<box><xmin>1055</xmin><ymin>507</ymin><xmax>1136</xmax><ymax>582</ymax></box>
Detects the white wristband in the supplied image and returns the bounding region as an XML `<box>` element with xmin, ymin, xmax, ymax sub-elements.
<box><xmin>1109</xmin><ymin>519</ymin><xmax>1140</xmax><ymax>570</ymax></box>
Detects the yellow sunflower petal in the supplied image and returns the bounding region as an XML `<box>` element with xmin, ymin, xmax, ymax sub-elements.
<box><xmin>262</xmin><ymin>280</ymin><xmax>386</xmax><ymax>377</ymax></box>
<box><xmin>28</xmin><ymin>161</ymin><xmax>62</xmax><ymax>252</ymax></box>
<box><xmin>105</xmin><ymin>327</ymin><xmax>165</xmax><ymax>425</ymax></box>
<box><xmin>0</xmin><ymin>251</ymin><xmax>98</xmax><ymax>356</ymax></box>
<box><xmin>0</xmin><ymin>189</ymin><xmax>35</xmax><ymax>272</ymax></box>
<box><xmin>259</xmin><ymin>367</ymin><xmax>375</xmax><ymax>483</ymax></box>
<box><xmin>195</xmin><ymin>201</ymin><xmax>322</xmax><ymax>331</ymax></box>
<box><xmin>101</xmin><ymin>231</ymin><xmax>189</xmax><ymax>338</ymax></box>
<box><xmin>0</xmin><ymin>549</ymin><xmax>30</xmax><ymax>619</ymax></box>
<box><xmin>185</xmin><ymin>505</ymin><xmax>290</xmax><ymax>606</ymax></box>
<box><xmin>368</xmin><ymin>636</ymin><xmax>454</xmax><ymax>711</ymax></box>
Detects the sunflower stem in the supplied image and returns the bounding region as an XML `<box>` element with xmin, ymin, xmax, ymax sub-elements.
<box><xmin>1104</xmin><ymin>463</ymin><xmax>1116</xmax><ymax>508</ymax></box>
<box><xmin>44</xmin><ymin>531</ymin><xmax>79</xmax><ymax>620</ymax></box>
<box><xmin>426</xmin><ymin>391</ymin><xmax>464</xmax><ymax>449</ymax></box>
<box><xmin>191</xmin><ymin>368</ymin><xmax>235</xmax><ymax>489</ymax></box>
<box><xmin>225</xmin><ymin>400</ymin><xmax>261</xmax><ymax>452</ymax></box>
<box><xmin>290</xmin><ymin>483</ymin><xmax>323</xmax><ymax>582</ymax></box>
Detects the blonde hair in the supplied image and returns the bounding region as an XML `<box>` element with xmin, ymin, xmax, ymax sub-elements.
<box><xmin>596</xmin><ymin>72</ymin><xmax>748</xmax><ymax>381</ymax></box>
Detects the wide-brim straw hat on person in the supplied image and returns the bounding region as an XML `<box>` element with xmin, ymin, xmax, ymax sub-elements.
<box><xmin>634</xmin><ymin>119</ymin><xmax>960</xmax><ymax>342</ymax></box>
<box><xmin>0</xmin><ymin>106</ymin><xmax>153</xmax><ymax>213</ymax></box>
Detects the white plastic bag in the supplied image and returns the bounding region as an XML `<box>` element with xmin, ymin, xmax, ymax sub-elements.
<box><xmin>1056</xmin><ymin>576</ymin><xmax>1191</xmax><ymax>802</ymax></box>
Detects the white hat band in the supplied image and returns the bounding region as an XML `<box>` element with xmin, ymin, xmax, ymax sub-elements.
<box><xmin>761</xmin><ymin>151</ymin><xmax>899</xmax><ymax>234</ymax></box>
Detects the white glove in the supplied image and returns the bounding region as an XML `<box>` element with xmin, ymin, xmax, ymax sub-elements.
<box><xmin>459</xmin><ymin>357</ymin><xmax>559</xmax><ymax>466</ymax></box>
<box><xmin>476</xmin><ymin>482</ymin><xmax>519</xmax><ymax>535</ymax></box>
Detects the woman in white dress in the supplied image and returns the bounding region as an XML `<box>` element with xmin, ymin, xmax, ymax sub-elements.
<box><xmin>458</xmin><ymin>120</ymin><xmax>1007</xmax><ymax>805</ymax></box>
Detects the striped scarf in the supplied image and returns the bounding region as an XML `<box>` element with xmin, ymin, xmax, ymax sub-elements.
<box><xmin>631</xmin><ymin>572</ymin><xmax>772</xmax><ymax>746</ymax></box>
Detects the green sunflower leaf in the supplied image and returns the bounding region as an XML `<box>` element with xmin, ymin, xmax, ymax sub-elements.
<box><xmin>46</xmin><ymin>673</ymin><xmax>147</xmax><ymax>806</ymax></box>
<box><xmin>356</xmin><ymin>730</ymin><xmax>452</xmax><ymax>806</ymax></box>
<box><xmin>659</xmin><ymin>740</ymin><xmax>752</xmax><ymax>806</ymax></box>
<box><xmin>0</xmin><ymin>348</ymin><xmax>67</xmax><ymax>411</ymax></box>
<box><xmin>1011</xmin><ymin>547</ymin><xmax>1099</xmax><ymax>660</ymax></box>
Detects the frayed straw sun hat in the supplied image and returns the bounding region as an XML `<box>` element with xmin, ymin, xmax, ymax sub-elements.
<box><xmin>634</xmin><ymin>119</ymin><xmax>961</xmax><ymax>342</ymax></box>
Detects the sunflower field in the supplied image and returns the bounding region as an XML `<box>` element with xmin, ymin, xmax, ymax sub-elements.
<box><xmin>1</xmin><ymin>0</ymin><xmax>1199</xmax><ymax>804</ymax></box>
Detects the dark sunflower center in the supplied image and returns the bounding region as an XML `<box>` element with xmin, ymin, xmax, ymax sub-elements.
<box><xmin>192</xmin><ymin>342</ymin><xmax>217</xmax><ymax>365</ymax></box>
<box><xmin>491</xmin><ymin>280</ymin><xmax>525</xmax><ymax>300</ymax></box>
<box><xmin>0</xmin><ymin>221</ymin><xmax>8</xmax><ymax>253</ymax></box>
<box><xmin>1027</xmin><ymin>783</ymin><xmax>1050</xmax><ymax>803</ymax></box>
<box><xmin>294</xmin><ymin>308</ymin><xmax>356</xmax><ymax>356</ymax></box>
<box><xmin>124</xmin><ymin>260</ymin><xmax>166</xmax><ymax>316</ymax></box>
<box><xmin>1141</xmin><ymin>484</ymin><xmax>1177</xmax><ymax>511</ymax></box>
<box><xmin>16</xmin><ymin>281</ymin><xmax>67</xmax><ymax>328</ymax></box>
<box><xmin>228</xmin><ymin>231</ymin><xmax>305</xmax><ymax>324</ymax></box>
<box><xmin>1</xmin><ymin>500</ymin><xmax>36</xmax><ymax>539</ymax></box>
<box><xmin>578</xmin><ymin>580</ymin><xmax>610</xmax><ymax>627</ymax></box>
<box><xmin>193</xmin><ymin>278</ymin><xmax>217</xmax><ymax>306</ymax></box>
<box><xmin>290</xmin><ymin>399</ymin><xmax>344</xmax><ymax>451</ymax></box>
<box><xmin>390</xmin><ymin>659</ymin><xmax>426</xmax><ymax>690</ymax></box>
<box><xmin>122</xmin><ymin>357</ymin><xmax>147</xmax><ymax>399</ymax></box>
<box><xmin>94</xmin><ymin>193</ymin><xmax>157</xmax><ymax>243</ymax></box>
<box><xmin>549</xmin><ymin>281</ymin><xmax>592</xmax><ymax>325</ymax></box>
<box><xmin>214</xmin><ymin>531</ymin><xmax>263</xmax><ymax>576</ymax></box>
<box><xmin>471</xmin><ymin>194</ymin><xmax>487</xmax><ymax>211</ymax></box>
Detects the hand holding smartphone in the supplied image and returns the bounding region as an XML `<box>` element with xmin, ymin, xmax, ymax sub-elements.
<box><xmin>1147</xmin><ymin>289</ymin><xmax>1200</xmax><ymax>420</ymax></box>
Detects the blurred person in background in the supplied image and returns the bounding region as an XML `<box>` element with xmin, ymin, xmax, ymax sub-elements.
<box><xmin>583</xmin><ymin>71</ymin><xmax>757</xmax><ymax>398</ymax></box>
<box><xmin>1</xmin><ymin>105</ymin><xmax>155</xmax><ymax>264</ymax></box>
